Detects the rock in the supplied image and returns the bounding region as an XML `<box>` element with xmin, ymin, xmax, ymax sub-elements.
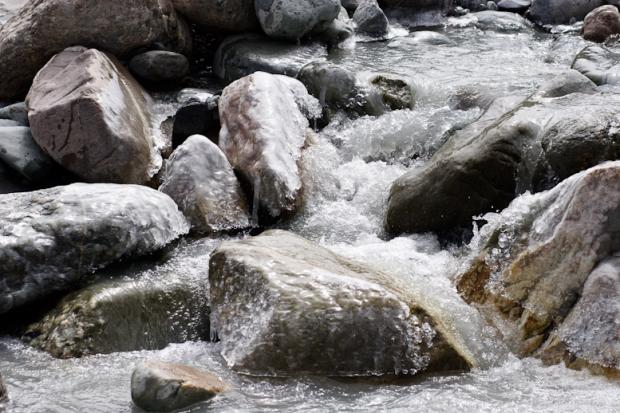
<box><xmin>0</xmin><ymin>183</ymin><xmax>188</xmax><ymax>314</ymax></box>
<box><xmin>171</xmin><ymin>0</ymin><xmax>259</xmax><ymax>31</ymax></box>
<box><xmin>497</xmin><ymin>0</ymin><xmax>531</xmax><ymax>12</ymax></box>
<box><xmin>353</xmin><ymin>0</ymin><xmax>390</xmax><ymax>37</ymax></box>
<box><xmin>572</xmin><ymin>44</ymin><xmax>620</xmax><ymax>85</ymax></box>
<box><xmin>386</xmin><ymin>85</ymin><xmax>618</xmax><ymax>235</ymax></box>
<box><xmin>456</xmin><ymin>162</ymin><xmax>620</xmax><ymax>376</ymax></box>
<box><xmin>27</xmin><ymin>47</ymin><xmax>163</xmax><ymax>184</ymax></box>
<box><xmin>311</xmin><ymin>5</ymin><xmax>355</xmax><ymax>45</ymax></box>
<box><xmin>381</xmin><ymin>0</ymin><xmax>454</xmax><ymax>28</ymax></box>
<box><xmin>214</xmin><ymin>34</ymin><xmax>328</xmax><ymax>83</ymax></box>
<box><xmin>527</xmin><ymin>0</ymin><xmax>620</xmax><ymax>25</ymax></box>
<box><xmin>0</xmin><ymin>161</ymin><xmax>29</xmax><ymax>195</ymax></box>
<box><xmin>298</xmin><ymin>61</ymin><xmax>357</xmax><ymax>109</ymax></box>
<box><xmin>0</xmin><ymin>102</ymin><xmax>28</xmax><ymax>125</ymax></box>
<box><xmin>487</xmin><ymin>0</ymin><xmax>499</xmax><ymax>10</ymax></box>
<box><xmin>0</xmin><ymin>372</ymin><xmax>6</xmax><ymax>402</ymax></box>
<box><xmin>159</xmin><ymin>135</ymin><xmax>251</xmax><ymax>233</ymax></box>
<box><xmin>0</xmin><ymin>119</ymin><xmax>20</xmax><ymax>127</ymax></box>
<box><xmin>539</xmin><ymin>257</ymin><xmax>620</xmax><ymax>377</ymax></box>
<box><xmin>0</xmin><ymin>126</ymin><xmax>56</xmax><ymax>183</ymax></box>
<box><xmin>23</xmin><ymin>276</ymin><xmax>209</xmax><ymax>358</ymax></box>
<box><xmin>394</xmin><ymin>31</ymin><xmax>453</xmax><ymax>45</ymax></box>
<box><xmin>0</xmin><ymin>0</ymin><xmax>190</xmax><ymax>101</ymax></box>
<box><xmin>131</xmin><ymin>360</ymin><xmax>227</xmax><ymax>412</ymax></box>
<box><xmin>255</xmin><ymin>0</ymin><xmax>342</xmax><ymax>41</ymax></box>
<box><xmin>129</xmin><ymin>51</ymin><xmax>189</xmax><ymax>84</ymax></box>
<box><xmin>209</xmin><ymin>230</ymin><xmax>476</xmax><ymax>376</ymax></box>
<box><xmin>473</xmin><ymin>10</ymin><xmax>533</xmax><ymax>32</ymax></box>
<box><xmin>219</xmin><ymin>72</ymin><xmax>320</xmax><ymax>219</ymax></box>
<box><xmin>582</xmin><ymin>5</ymin><xmax>620</xmax><ymax>42</ymax></box>
<box><xmin>342</xmin><ymin>0</ymin><xmax>361</xmax><ymax>11</ymax></box>
<box><xmin>368</xmin><ymin>73</ymin><xmax>415</xmax><ymax>111</ymax></box>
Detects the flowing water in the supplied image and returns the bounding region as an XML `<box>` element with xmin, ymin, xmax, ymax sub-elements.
<box><xmin>1</xmin><ymin>5</ymin><xmax>619</xmax><ymax>412</ymax></box>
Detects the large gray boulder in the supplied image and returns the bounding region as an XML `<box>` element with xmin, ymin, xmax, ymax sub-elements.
<box><xmin>0</xmin><ymin>126</ymin><xmax>56</xmax><ymax>183</ymax></box>
<box><xmin>353</xmin><ymin>0</ymin><xmax>389</xmax><ymax>37</ymax></box>
<box><xmin>385</xmin><ymin>77</ymin><xmax>620</xmax><ymax>235</ymax></box>
<box><xmin>131</xmin><ymin>360</ymin><xmax>227</xmax><ymax>412</ymax></box>
<box><xmin>572</xmin><ymin>44</ymin><xmax>620</xmax><ymax>85</ymax></box>
<box><xmin>214</xmin><ymin>34</ymin><xmax>327</xmax><ymax>83</ymax></box>
<box><xmin>219</xmin><ymin>72</ymin><xmax>320</xmax><ymax>219</ymax></box>
<box><xmin>0</xmin><ymin>0</ymin><xmax>190</xmax><ymax>101</ymax></box>
<box><xmin>171</xmin><ymin>0</ymin><xmax>259</xmax><ymax>31</ymax></box>
<box><xmin>27</xmin><ymin>47</ymin><xmax>163</xmax><ymax>184</ymax></box>
<box><xmin>457</xmin><ymin>162</ymin><xmax>620</xmax><ymax>377</ymax></box>
<box><xmin>23</xmin><ymin>276</ymin><xmax>209</xmax><ymax>358</ymax></box>
<box><xmin>209</xmin><ymin>230</ymin><xmax>496</xmax><ymax>377</ymax></box>
<box><xmin>255</xmin><ymin>0</ymin><xmax>342</xmax><ymax>41</ymax></box>
<box><xmin>527</xmin><ymin>0</ymin><xmax>620</xmax><ymax>25</ymax></box>
<box><xmin>0</xmin><ymin>183</ymin><xmax>188</xmax><ymax>314</ymax></box>
<box><xmin>159</xmin><ymin>135</ymin><xmax>251</xmax><ymax>233</ymax></box>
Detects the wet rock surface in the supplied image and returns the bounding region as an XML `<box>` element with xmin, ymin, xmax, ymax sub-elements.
<box><xmin>582</xmin><ymin>5</ymin><xmax>620</xmax><ymax>42</ymax></box>
<box><xmin>0</xmin><ymin>126</ymin><xmax>56</xmax><ymax>184</ymax></box>
<box><xmin>159</xmin><ymin>135</ymin><xmax>251</xmax><ymax>233</ymax></box>
<box><xmin>129</xmin><ymin>51</ymin><xmax>190</xmax><ymax>84</ymax></box>
<box><xmin>0</xmin><ymin>0</ymin><xmax>190</xmax><ymax>100</ymax></box>
<box><xmin>0</xmin><ymin>183</ymin><xmax>188</xmax><ymax>314</ymax></box>
<box><xmin>255</xmin><ymin>0</ymin><xmax>341</xmax><ymax>41</ymax></box>
<box><xmin>131</xmin><ymin>360</ymin><xmax>227</xmax><ymax>412</ymax></box>
<box><xmin>23</xmin><ymin>276</ymin><xmax>209</xmax><ymax>358</ymax></box>
<box><xmin>218</xmin><ymin>72</ymin><xmax>320</xmax><ymax>219</ymax></box>
<box><xmin>171</xmin><ymin>0</ymin><xmax>258</xmax><ymax>31</ymax></box>
<box><xmin>209</xmin><ymin>230</ymin><xmax>474</xmax><ymax>377</ymax></box>
<box><xmin>572</xmin><ymin>43</ymin><xmax>620</xmax><ymax>85</ymax></box>
<box><xmin>27</xmin><ymin>47</ymin><xmax>162</xmax><ymax>184</ymax></box>
<box><xmin>353</xmin><ymin>0</ymin><xmax>390</xmax><ymax>37</ymax></box>
<box><xmin>457</xmin><ymin>162</ymin><xmax>620</xmax><ymax>376</ymax></box>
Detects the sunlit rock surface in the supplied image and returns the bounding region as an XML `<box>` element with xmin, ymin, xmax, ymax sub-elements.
<box><xmin>0</xmin><ymin>0</ymin><xmax>190</xmax><ymax>100</ymax></box>
<box><xmin>219</xmin><ymin>72</ymin><xmax>320</xmax><ymax>219</ymax></box>
<box><xmin>457</xmin><ymin>162</ymin><xmax>620</xmax><ymax>376</ymax></box>
<box><xmin>582</xmin><ymin>5</ymin><xmax>620</xmax><ymax>42</ymax></box>
<box><xmin>159</xmin><ymin>135</ymin><xmax>251</xmax><ymax>233</ymax></box>
<box><xmin>27</xmin><ymin>47</ymin><xmax>162</xmax><ymax>184</ymax></box>
<box><xmin>386</xmin><ymin>80</ymin><xmax>620</xmax><ymax>235</ymax></box>
<box><xmin>214</xmin><ymin>34</ymin><xmax>327</xmax><ymax>83</ymax></box>
<box><xmin>0</xmin><ymin>183</ymin><xmax>189</xmax><ymax>314</ymax></box>
<box><xmin>171</xmin><ymin>0</ymin><xmax>258</xmax><ymax>31</ymax></box>
<box><xmin>23</xmin><ymin>276</ymin><xmax>209</xmax><ymax>358</ymax></box>
<box><xmin>208</xmin><ymin>230</ymin><xmax>490</xmax><ymax>377</ymax></box>
<box><xmin>131</xmin><ymin>360</ymin><xmax>227</xmax><ymax>412</ymax></box>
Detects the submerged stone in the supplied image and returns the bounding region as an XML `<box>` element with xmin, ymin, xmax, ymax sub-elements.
<box><xmin>210</xmin><ymin>230</ymin><xmax>478</xmax><ymax>377</ymax></box>
<box><xmin>0</xmin><ymin>183</ymin><xmax>189</xmax><ymax>314</ymax></box>
<box><xmin>131</xmin><ymin>360</ymin><xmax>227</xmax><ymax>412</ymax></box>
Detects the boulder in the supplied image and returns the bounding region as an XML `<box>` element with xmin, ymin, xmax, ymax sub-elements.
<box><xmin>0</xmin><ymin>183</ymin><xmax>188</xmax><ymax>314</ymax></box>
<box><xmin>0</xmin><ymin>102</ymin><xmax>28</xmax><ymax>125</ymax></box>
<box><xmin>219</xmin><ymin>72</ymin><xmax>320</xmax><ymax>219</ymax></box>
<box><xmin>297</xmin><ymin>61</ymin><xmax>357</xmax><ymax>109</ymax></box>
<box><xmin>0</xmin><ymin>372</ymin><xmax>6</xmax><ymax>402</ymax></box>
<box><xmin>473</xmin><ymin>10</ymin><xmax>533</xmax><ymax>32</ymax></box>
<box><xmin>386</xmin><ymin>82</ymin><xmax>618</xmax><ymax>235</ymax></box>
<box><xmin>255</xmin><ymin>0</ymin><xmax>342</xmax><ymax>41</ymax></box>
<box><xmin>572</xmin><ymin>44</ymin><xmax>620</xmax><ymax>85</ymax></box>
<box><xmin>311</xmin><ymin>5</ymin><xmax>355</xmax><ymax>45</ymax></box>
<box><xmin>129</xmin><ymin>51</ymin><xmax>190</xmax><ymax>84</ymax></box>
<box><xmin>209</xmin><ymin>230</ymin><xmax>479</xmax><ymax>376</ymax></box>
<box><xmin>131</xmin><ymin>360</ymin><xmax>227</xmax><ymax>412</ymax></box>
<box><xmin>456</xmin><ymin>162</ymin><xmax>620</xmax><ymax>376</ymax></box>
<box><xmin>0</xmin><ymin>126</ymin><xmax>57</xmax><ymax>184</ymax></box>
<box><xmin>23</xmin><ymin>276</ymin><xmax>209</xmax><ymax>358</ymax></box>
<box><xmin>214</xmin><ymin>34</ymin><xmax>328</xmax><ymax>83</ymax></box>
<box><xmin>353</xmin><ymin>0</ymin><xmax>389</xmax><ymax>37</ymax></box>
<box><xmin>527</xmin><ymin>0</ymin><xmax>620</xmax><ymax>25</ymax></box>
<box><xmin>27</xmin><ymin>47</ymin><xmax>163</xmax><ymax>184</ymax></box>
<box><xmin>582</xmin><ymin>5</ymin><xmax>620</xmax><ymax>41</ymax></box>
<box><xmin>0</xmin><ymin>0</ymin><xmax>190</xmax><ymax>101</ymax></box>
<box><xmin>497</xmin><ymin>0</ymin><xmax>532</xmax><ymax>12</ymax></box>
<box><xmin>171</xmin><ymin>0</ymin><xmax>258</xmax><ymax>31</ymax></box>
<box><xmin>159</xmin><ymin>135</ymin><xmax>251</xmax><ymax>233</ymax></box>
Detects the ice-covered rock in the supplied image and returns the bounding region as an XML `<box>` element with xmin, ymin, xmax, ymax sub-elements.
<box><xmin>0</xmin><ymin>183</ymin><xmax>189</xmax><ymax>314</ymax></box>
<box><xmin>255</xmin><ymin>0</ymin><xmax>341</xmax><ymax>41</ymax></box>
<box><xmin>209</xmin><ymin>230</ymin><xmax>484</xmax><ymax>377</ymax></box>
<box><xmin>27</xmin><ymin>47</ymin><xmax>163</xmax><ymax>184</ymax></box>
<box><xmin>159</xmin><ymin>135</ymin><xmax>251</xmax><ymax>233</ymax></box>
<box><xmin>457</xmin><ymin>162</ymin><xmax>620</xmax><ymax>376</ymax></box>
<box><xmin>131</xmin><ymin>360</ymin><xmax>227</xmax><ymax>412</ymax></box>
<box><xmin>0</xmin><ymin>0</ymin><xmax>190</xmax><ymax>100</ymax></box>
<box><xmin>219</xmin><ymin>72</ymin><xmax>320</xmax><ymax>220</ymax></box>
<box><xmin>171</xmin><ymin>0</ymin><xmax>258</xmax><ymax>31</ymax></box>
<box><xmin>23</xmin><ymin>275</ymin><xmax>209</xmax><ymax>358</ymax></box>
<box><xmin>214</xmin><ymin>34</ymin><xmax>328</xmax><ymax>83</ymax></box>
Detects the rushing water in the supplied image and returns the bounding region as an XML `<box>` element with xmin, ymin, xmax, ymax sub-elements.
<box><xmin>1</xmin><ymin>4</ymin><xmax>620</xmax><ymax>412</ymax></box>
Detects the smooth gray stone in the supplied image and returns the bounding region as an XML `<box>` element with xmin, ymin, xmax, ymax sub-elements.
<box><xmin>255</xmin><ymin>0</ymin><xmax>341</xmax><ymax>41</ymax></box>
<box><xmin>129</xmin><ymin>51</ymin><xmax>190</xmax><ymax>83</ymax></box>
<box><xmin>0</xmin><ymin>126</ymin><xmax>56</xmax><ymax>183</ymax></box>
<box><xmin>0</xmin><ymin>102</ymin><xmax>28</xmax><ymax>125</ymax></box>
